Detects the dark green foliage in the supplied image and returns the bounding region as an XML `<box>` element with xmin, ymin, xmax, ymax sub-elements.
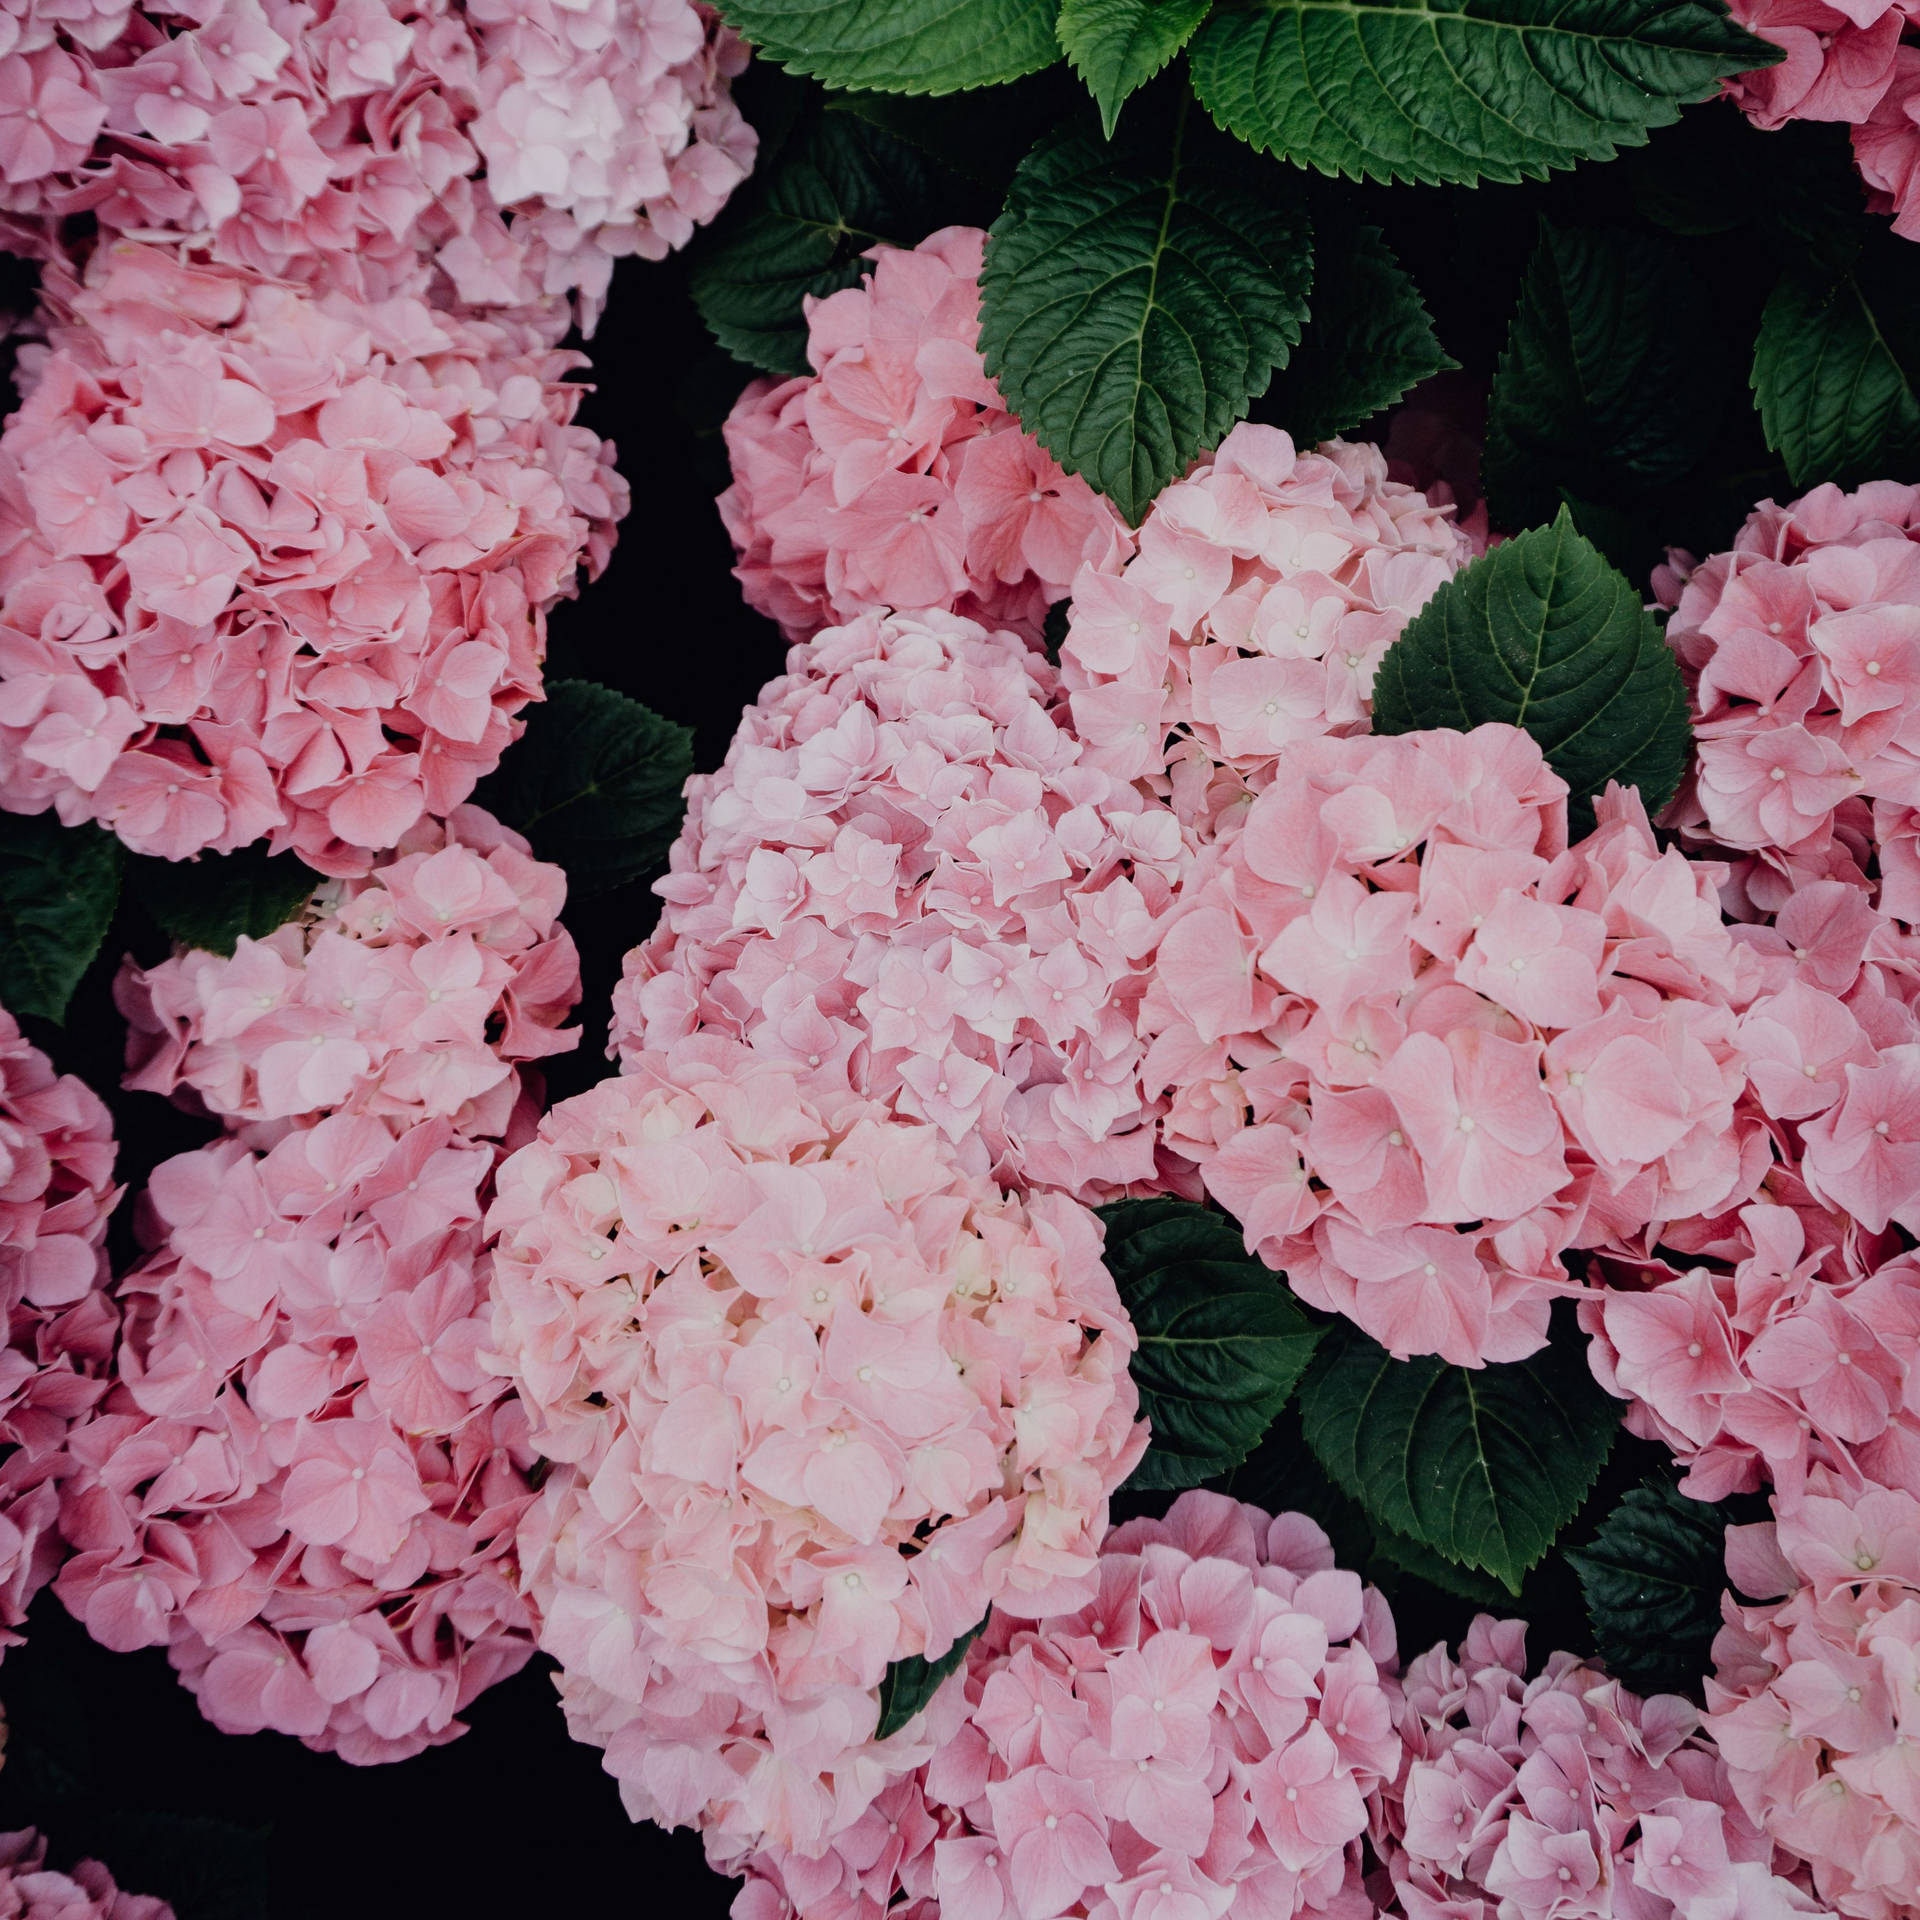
<box><xmin>0</xmin><ymin>813</ymin><xmax>120</xmax><ymax>1023</ymax></box>
<box><xmin>125</xmin><ymin>842</ymin><xmax>316</xmax><ymax>957</ymax></box>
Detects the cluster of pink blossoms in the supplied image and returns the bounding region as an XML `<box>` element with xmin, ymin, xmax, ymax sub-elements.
<box><xmin>0</xmin><ymin>241</ymin><xmax>626</xmax><ymax>869</ymax></box>
<box><xmin>484</xmin><ymin>1039</ymin><xmax>1145</xmax><ymax>1864</ymax></box>
<box><xmin>53</xmin><ymin>806</ymin><xmax>577</xmax><ymax>1761</ymax></box>
<box><xmin>1054</xmin><ymin>421</ymin><xmax>1468</xmax><ymax>847</ymax></box>
<box><xmin>733</xmin><ymin>1489</ymin><xmax>1401</xmax><ymax>1920</ymax></box>
<box><xmin>718</xmin><ymin>228</ymin><xmax>1132</xmax><ymax>646</ymax></box>
<box><xmin>1134</xmin><ymin>722</ymin><xmax>1767</xmax><ymax>1367</ymax></box>
<box><xmin>0</xmin><ymin>1829</ymin><xmax>173</xmax><ymax>1919</ymax></box>
<box><xmin>611</xmin><ymin>607</ymin><xmax>1187</xmax><ymax>1200</ymax></box>
<box><xmin>1376</xmin><ymin>1613</ymin><xmax>1821</xmax><ymax>1920</ymax></box>
<box><xmin>1707</xmin><ymin>1474</ymin><xmax>1920</xmax><ymax>1919</ymax></box>
<box><xmin>1723</xmin><ymin>0</ymin><xmax>1920</xmax><ymax>242</ymax></box>
<box><xmin>117</xmin><ymin>803</ymin><xmax>581</xmax><ymax>1143</ymax></box>
<box><xmin>0</xmin><ymin>0</ymin><xmax>754</xmax><ymax>328</ymax></box>
<box><xmin>0</xmin><ymin>1003</ymin><xmax>118</xmax><ymax>1653</ymax></box>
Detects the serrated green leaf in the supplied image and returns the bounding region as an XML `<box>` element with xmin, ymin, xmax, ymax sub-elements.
<box><xmin>1256</xmin><ymin>224</ymin><xmax>1452</xmax><ymax>444</ymax></box>
<box><xmin>1059</xmin><ymin>0</ymin><xmax>1213</xmax><ymax>136</ymax></box>
<box><xmin>1098</xmin><ymin>1197</ymin><xmax>1324</xmax><ymax>1491</ymax></box>
<box><xmin>1752</xmin><ymin>243</ymin><xmax>1920</xmax><ymax>492</ymax></box>
<box><xmin>1187</xmin><ymin>0</ymin><xmax>1778</xmax><ymax>187</ymax></box>
<box><xmin>875</xmin><ymin>1616</ymin><xmax>987</xmax><ymax>1737</ymax></box>
<box><xmin>716</xmin><ymin>0</ymin><xmax>1064</xmax><ymax>94</ymax></box>
<box><xmin>1298</xmin><ymin>1304</ymin><xmax>1619</xmax><ymax>1592</ymax></box>
<box><xmin>1485</xmin><ymin>222</ymin><xmax>1722</xmax><ymax>533</ymax></box>
<box><xmin>690</xmin><ymin>113</ymin><xmax>966</xmax><ymax>374</ymax></box>
<box><xmin>1566</xmin><ymin>1475</ymin><xmax>1733</xmax><ymax>1693</ymax></box>
<box><xmin>0</xmin><ymin>813</ymin><xmax>120</xmax><ymax>1023</ymax></box>
<box><xmin>1371</xmin><ymin>1522</ymin><xmax>1513</xmax><ymax>1605</ymax></box>
<box><xmin>1370</xmin><ymin>506</ymin><xmax>1693</xmax><ymax>838</ymax></box>
<box><xmin>471</xmin><ymin>681</ymin><xmax>693</xmax><ymax>897</ymax></box>
<box><xmin>979</xmin><ymin>113</ymin><xmax>1312</xmax><ymax>523</ymax></box>
<box><xmin>125</xmin><ymin>842</ymin><xmax>316</xmax><ymax>957</ymax></box>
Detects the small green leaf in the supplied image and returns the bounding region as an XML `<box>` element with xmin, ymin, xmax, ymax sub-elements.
<box><xmin>1567</xmin><ymin>1475</ymin><xmax>1736</xmax><ymax>1693</ymax></box>
<box><xmin>1058</xmin><ymin>0</ymin><xmax>1213</xmax><ymax>136</ymax></box>
<box><xmin>1485</xmin><ymin>222</ymin><xmax>1722</xmax><ymax>533</ymax></box>
<box><xmin>1298</xmin><ymin>1303</ymin><xmax>1620</xmax><ymax>1592</ymax></box>
<box><xmin>690</xmin><ymin>113</ymin><xmax>967</xmax><ymax>375</ymax></box>
<box><xmin>471</xmin><ymin>681</ymin><xmax>693</xmax><ymax>897</ymax></box>
<box><xmin>125</xmin><ymin>842</ymin><xmax>316</xmax><ymax>957</ymax></box>
<box><xmin>1256</xmin><ymin>224</ymin><xmax>1452</xmax><ymax>444</ymax></box>
<box><xmin>1370</xmin><ymin>507</ymin><xmax>1694</xmax><ymax>838</ymax></box>
<box><xmin>875</xmin><ymin>1616</ymin><xmax>988</xmax><ymax>1737</ymax></box>
<box><xmin>0</xmin><ymin>812</ymin><xmax>121</xmax><ymax>1023</ymax></box>
<box><xmin>1098</xmin><ymin>1197</ymin><xmax>1325</xmax><ymax>1491</ymax></box>
<box><xmin>716</xmin><ymin>0</ymin><xmax>1064</xmax><ymax>94</ymax></box>
<box><xmin>980</xmin><ymin>113</ymin><xmax>1312</xmax><ymax>523</ymax></box>
<box><xmin>1187</xmin><ymin>0</ymin><xmax>1780</xmax><ymax>186</ymax></box>
<box><xmin>1752</xmin><ymin>241</ymin><xmax>1920</xmax><ymax>492</ymax></box>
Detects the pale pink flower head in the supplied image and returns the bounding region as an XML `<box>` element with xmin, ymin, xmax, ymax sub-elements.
<box><xmin>485</xmin><ymin>1039</ymin><xmax>1147</xmax><ymax>1864</ymax></box>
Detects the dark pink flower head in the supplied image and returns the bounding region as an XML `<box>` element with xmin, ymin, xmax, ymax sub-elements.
<box><xmin>0</xmin><ymin>243</ymin><xmax>628</xmax><ymax>868</ymax></box>
<box><xmin>485</xmin><ymin>1039</ymin><xmax>1147</xmax><ymax>1864</ymax></box>
<box><xmin>732</xmin><ymin>1489</ymin><xmax>1401</xmax><ymax>1920</ymax></box>
<box><xmin>117</xmin><ymin>802</ymin><xmax>578</xmax><ymax>1142</ymax></box>
<box><xmin>718</xmin><ymin>228</ymin><xmax>1132</xmax><ymax>646</ymax></box>
<box><xmin>0</xmin><ymin>1827</ymin><xmax>174</xmax><ymax>1920</ymax></box>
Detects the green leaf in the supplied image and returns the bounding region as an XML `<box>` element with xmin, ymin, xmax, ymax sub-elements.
<box><xmin>470</xmin><ymin>681</ymin><xmax>693</xmax><ymax>897</ymax></box>
<box><xmin>1485</xmin><ymin>222</ymin><xmax>1721</xmax><ymax>533</ymax></box>
<box><xmin>979</xmin><ymin>112</ymin><xmax>1312</xmax><ymax>523</ymax></box>
<box><xmin>1371</xmin><ymin>1522</ymin><xmax>1513</xmax><ymax>1605</ymax></box>
<box><xmin>716</xmin><ymin>0</ymin><xmax>1065</xmax><ymax>94</ymax></box>
<box><xmin>1370</xmin><ymin>507</ymin><xmax>1694</xmax><ymax>838</ymax></box>
<box><xmin>0</xmin><ymin>812</ymin><xmax>120</xmax><ymax>1023</ymax></box>
<box><xmin>1298</xmin><ymin>1303</ymin><xmax>1620</xmax><ymax>1592</ymax></box>
<box><xmin>1187</xmin><ymin>0</ymin><xmax>1778</xmax><ymax>187</ymax></box>
<box><xmin>875</xmin><ymin>1617</ymin><xmax>988</xmax><ymax>1737</ymax></box>
<box><xmin>1256</xmin><ymin>224</ymin><xmax>1452</xmax><ymax>444</ymax></box>
<box><xmin>1098</xmin><ymin>1197</ymin><xmax>1325</xmax><ymax>1491</ymax></box>
<box><xmin>125</xmin><ymin>842</ymin><xmax>316</xmax><ymax>957</ymax></box>
<box><xmin>1058</xmin><ymin>0</ymin><xmax>1213</xmax><ymax>136</ymax></box>
<box><xmin>690</xmin><ymin>113</ymin><xmax>966</xmax><ymax>375</ymax></box>
<box><xmin>1566</xmin><ymin>1475</ymin><xmax>1734</xmax><ymax>1693</ymax></box>
<box><xmin>1752</xmin><ymin>242</ymin><xmax>1920</xmax><ymax>492</ymax></box>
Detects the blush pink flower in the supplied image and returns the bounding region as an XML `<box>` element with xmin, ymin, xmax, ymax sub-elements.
<box><xmin>0</xmin><ymin>1828</ymin><xmax>174</xmax><ymax>1920</ymax></box>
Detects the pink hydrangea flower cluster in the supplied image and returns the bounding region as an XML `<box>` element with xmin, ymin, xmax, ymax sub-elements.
<box><xmin>1706</xmin><ymin>1472</ymin><xmax>1920</xmax><ymax>1920</ymax></box>
<box><xmin>732</xmin><ymin>1488</ymin><xmax>1403</xmax><ymax>1920</ymax></box>
<box><xmin>484</xmin><ymin>1039</ymin><xmax>1146</xmax><ymax>1864</ymax></box>
<box><xmin>0</xmin><ymin>0</ymin><xmax>754</xmax><ymax>328</ymax></box>
<box><xmin>0</xmin><ymin>242</ymin><xmax>626</xmax><ymax>869</ymax></box>
<box><xmin>610</xmin><ymin>607</ymin><xmax>1187</xmax><ymax>1200</ymax></box>
<box><xmin>1137</xmin><ymin>723</ymin><xmax>1766</xmax><ymax>1367</ymax></box>
<box><xmin>0</xmin><ymin>1003</ymin><xmax>119</xmax><ymax>1653</ymax></box>
<box><xmin>717</xmin><ymin>228</ymin><xmax>1132</xmax><ymax>646</ymax></box>
<box><xmin>1054</xmin><ymin>421</ymin><xmax>1467</xmax><ymax>847</ymax></box>
<box><xmin>0</xmin><ymin>1829</ymin><xmax>173</xmax><ymax>1920</ymax></box>
<box><xmin>117</xmin><ymin>803</ymin><xmax>581</xmax><ymax>1145</ymax></box>
<box><xmin>1662</xmin><ymin>479</ymin><xmax>1920</xmax><ymax>917</ymax></box>
<box><xmin>1375</xmin><ymin>1612</ymin><xmax>1821</xmax><ymax>1920</ymax></box>
<box><xmin>1722</xmin><ymin>0</ymin><xmax>1920</xmax><ymax>242</ymax></box>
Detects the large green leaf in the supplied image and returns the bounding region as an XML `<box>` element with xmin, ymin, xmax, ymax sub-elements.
<box><xmin>471</xmin><ymin>681</ymin><xmax>693</xmax><ymax>898</ymax></box>
<box><xmin>1485</xmin><ymin>222</ymin><xmax>1721</xmax><ymax>533</ymax></box>
<box><xmin>1298</xmin><ymin>1305</ymin><xmax>1620</xmax><ymax>1592</ymax></box>
<box><xmin>979</xmin><ymin>114</ymin><xmax>1312</xmax><ymax>523</ymax></box>
<box><xmin>690</xmin><ymin>113</ymin><xmax>967</xmax><ymax>375</ymax></box>
<box><xmin>125</xmin><ymin>841</ymin><xmax>316</xmax><ymax>957</ymax></box>
<box><xmin>1186</xmin><ymin>0</ymin><xmax>1778</xmax><ymax>186</ymax></box>
<box><xmin>1256</xmin><ymin>224</ymin><xmax>1452</xmax><ymax>445</ymax></box>
<box><xmin>1752</xmin><ymin>243</ymin><xmax>1920</xmax><ymax>492</ymax></box>
<box><xmin>1370</xmin><ymin>507</ymin><xmax>1693</xmax><ymax>837</ymax></box>
<box><xmin>875</xmin><ymin>1617</ymin><xmax>987</xmax><ymax>1737</ymax></box>
<box><xmin>0</xmin><ymin>812</ymin><xmax>120</xmax><ymax>1023</ymax></box>
<box><xmin>1099</xmin><ymin>1197</ymin><xmax>1325</xmax><ymax>1491</ymax></box>
<box><xmin>716</xmin><ymin>0</ymin><xmax>1064</xmax><ymax>93</ymax></box>
<box><xmin>1059</xmin><ymin>0</ymin><xmax>1214</xmax><ymax>135</ymax></box>
<box><xmin>1566</xmin><ymin>1475</ymin><xmax>1735</xmax><ymax>1693</ymax></box>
